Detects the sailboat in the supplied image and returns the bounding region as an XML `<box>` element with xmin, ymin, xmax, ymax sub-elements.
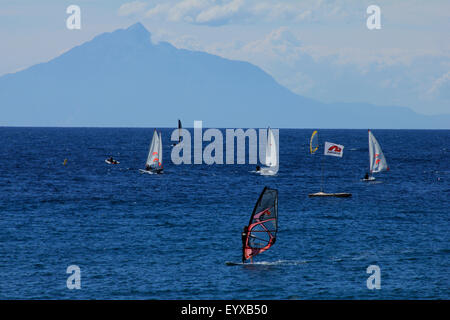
<box><xmin>139</xmin><ymin>129</ymin><xmax>163</xmax><ymax>174</ymax></box>
<box><xmin>362</xmin><ymin>129</ymin><xmax>389</xmax><ymax>181</ymax></box>
<box><xmin>308</xmin><ymin>131</ymin><xmax>351</xmax><ymax>197</ymax></box>
<box><xmin>171</xmin><ymin>119</ymin><xmax>182</xmax><ymax>146</ymax></box>
<box><xmin>257</xmin><ymin>127</ymin><xmax>278</xmax><ymax>176</ymax></box>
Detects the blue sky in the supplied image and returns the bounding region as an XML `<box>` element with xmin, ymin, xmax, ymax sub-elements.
<box><xmin>1</xmin><ymin>0</ymin><xmax>449</xmax><ymax>115</ymax></box>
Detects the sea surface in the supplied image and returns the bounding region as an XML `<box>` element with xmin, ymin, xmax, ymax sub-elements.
<box><xmin>0</xmin><ymin>127</ymin><xmax>448</xmax><ymax>299</ymax></box>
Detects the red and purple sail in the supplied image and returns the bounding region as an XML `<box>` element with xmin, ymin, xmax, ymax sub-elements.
<box><xmin>242</xmin><ymin>187</ymin><xmax>278</xmax><ymax>262</ymax></box>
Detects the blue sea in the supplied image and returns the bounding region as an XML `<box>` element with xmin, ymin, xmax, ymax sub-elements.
<box><xmin>0</xmin><ymin>127</ymin><xmax>448</xmax><ymax>299</ymax></box>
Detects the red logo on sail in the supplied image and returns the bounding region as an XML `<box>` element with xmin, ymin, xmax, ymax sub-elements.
<box><xmin>374</xmin><ymin>153</ymin><xmax>381</xmax><ymax>164</ymax></box>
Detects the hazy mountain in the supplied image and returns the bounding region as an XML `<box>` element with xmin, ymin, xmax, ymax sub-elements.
<box><xmin>0</xmin><ymin>23</ymin><xmax>448</xmax><ymax>129</ymax></box>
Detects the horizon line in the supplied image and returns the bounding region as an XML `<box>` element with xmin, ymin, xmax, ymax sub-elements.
<box><xmin>0</xmin><ymin>126</ymin><xmax>448</xmax><ymax>130</ymax></box>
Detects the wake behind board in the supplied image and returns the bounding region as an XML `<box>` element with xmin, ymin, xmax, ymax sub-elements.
<box><xmin>308</xmin><ymin>191</ymin><xmax>352</xmax><ymax>198</ymax></box>
<box><xmin>225</xmin><ymin>261</ymin><xmax>244</xmax><ymax>266</ymax></box>
<box><xmin>257</xmin><ymin>168</ymin><xmax>277</xmax><ymax>176</ymax></box>
<box><xmin>139</xmin><ymin>169</ymin><xmax>163</xmax><ymax>174</ymax></box>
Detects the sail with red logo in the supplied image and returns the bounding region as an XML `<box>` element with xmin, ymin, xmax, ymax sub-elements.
<box><xmin>242</xmin><ymin>187</ymin><xmax>278</xmax><ymax>263</ymax></box>
<box><xmin>140</xmin><ymin>129</ymin><xmax>163</xmax><ymax>174</ymax></box>
<box><xmin>364</xmin><ymin>130</ymin><xmax>388</xmax><ymax>181</ymax></box>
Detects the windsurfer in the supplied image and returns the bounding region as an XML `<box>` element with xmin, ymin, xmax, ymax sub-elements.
<box><xmin>241</xmin><ymin>226</ymin><xmax>251</xmax><ymax>263</ymax></box>
<box><xmin>107</xmin><ymin>156</ymin><xmax>118</xmax><ymax>164</ymax></box>
<box><xmin>255</xmin><ymin>165</ymin><xmax>261</xmax><ymax>172</ymax></box>
<box><xmin>364</xmin><ymin>172</ymin><xmax>369</xmax><ymax>180</ymax></box>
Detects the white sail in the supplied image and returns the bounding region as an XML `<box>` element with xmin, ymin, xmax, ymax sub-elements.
<box><xmin>265</xmin><ymin>127</ymin><xmax>277</xmax><ymax>167</ymax></box>
<box><xmin>368</xmin><ymin>130</ymin><xmax>388</xmax><ymax>174</ymax></box>
<box><xmin>146</xmin><ymin>130</ymin><xmax>161</xmax><ymax>168</ymax></box>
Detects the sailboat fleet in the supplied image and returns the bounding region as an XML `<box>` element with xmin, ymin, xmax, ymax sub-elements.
<box><xmin>101</xmin><ymin>122</ymin><xmax>390</xmax><ymax>264</ymax></box>
<box><xmin>105</xmin><ymin>122</ymin><xmax>388</xmax><ymax>186</ymax></box>
<box><xmin>308</xmin><ymin>129</ymin><xmax>389</xmax><ymax>197</ymax></box>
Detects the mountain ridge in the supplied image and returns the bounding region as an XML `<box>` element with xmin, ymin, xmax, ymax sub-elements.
<box><xmin>0</xmin><ymin>22</ymin><xmax>448</xmax><ymax>129</ymax></box>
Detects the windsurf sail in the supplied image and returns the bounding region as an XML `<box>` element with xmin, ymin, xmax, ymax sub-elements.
<box><xmin>368</xmin><ymin>130</ymin><xmax>388</xmax><ymax>174</ymax></box>
<box><xmin>146</xmin><ymin>129</ymin><xmax>162</xmax><ymax>169</ymax></box>
<box><xmin>243</xmin><ymin>187</ymin><xmax>278</xmax><ymax>262</ymax></box>
<box><xmin>178</xmin><ymin>119</ymin><xmax>182</xmax><ymax>143</ymax></box>
<box><xmin>310</xmin><ymin>130</ymin><xmax>319</xmax><ymax>154</ymax></box>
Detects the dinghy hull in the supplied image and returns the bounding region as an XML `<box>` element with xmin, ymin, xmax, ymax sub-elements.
<box><xmin>308</xmin><ymin>192</ymin><xmax>352</xmax><ymax>198</ymax></box>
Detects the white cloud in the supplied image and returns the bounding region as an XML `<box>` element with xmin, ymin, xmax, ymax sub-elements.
<box><xmin>195</xmin><ymin>0</ymin><xmax>244</xmax><ymax>25</ymax></box>
<box><xmin>428</xmin><ymin>71</ymin><xmax>450</xmax><ymax>98</ymax></box>
<box><xmin>115</xmin><ymin>1</ymin><xmax>450</xmax><ymax>113</ymax></box>
<box><xmin>118</xmin><ymin>1</ymin><xmax>148</xmax><ymax>17</ymax></box>
<box><xmin>239</xmin><ymin>27</ymin><xmax>304</xmax><ymax>63</ymax></box>
<box><xmin>129</xmin><ymin>0</ymin><xmax>359</xmax><ymax>26</ymax></box>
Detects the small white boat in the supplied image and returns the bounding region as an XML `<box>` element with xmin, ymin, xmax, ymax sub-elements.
<box><xmin>257</xmin><ymin>127</ymin><xmax>278</xmax><ymax>176</ymax></box>
<box><xmin>362</xmin><ymin>130</ymin><xmax>389</xmax><ymax>181</ymax></box>
<box><xmin>105</xmin><ymin>159</ymin><xmax>119</xmax><ymax>165</ymax></box>
<box><xmin>140</xmin><ymin>129</ymin><xmax>163</xmax><ymax>174</ymax></box>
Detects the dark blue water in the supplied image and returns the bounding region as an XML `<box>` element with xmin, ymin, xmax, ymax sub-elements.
<box><xmin>0</xmin><ymin>127</ymin><xmax>448</xmax><ymax>299</ymax></box>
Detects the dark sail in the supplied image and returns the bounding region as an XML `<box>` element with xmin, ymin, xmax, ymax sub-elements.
<box><xmin>178</xmin><ymin>119</ymin><xmax>182</xmax><ymax>142</ymax></box>
<box><xmin>243</xmin><ymin>187</ymin><xmax>278</xmax><ymax>262</ymax></box>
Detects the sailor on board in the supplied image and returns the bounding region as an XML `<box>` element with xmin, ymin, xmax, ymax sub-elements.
<box><xmin>241</xmin><ymin>226</ymin><xmax>248</xmax><ymax>263</ymax></box>
<box><xmin>241</xmin><ymin>226</ymin><xmax>254</xmax><ymax>264</ymax></box>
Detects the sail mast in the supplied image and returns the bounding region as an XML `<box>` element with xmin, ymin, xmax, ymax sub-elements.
<box><xmin>321</xmin><ymin>155</ymin><xmax>324</xmax><ymax>192</ymax></box>
<box><xmin>368</xmin><ymin>129</ymin><xmax>373</xmax><ymax>174</ymax></box>
<box><xmin>159</xmin><ymin>131</ymin><xmax>163</xmax><ymax>167</ymax></box>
